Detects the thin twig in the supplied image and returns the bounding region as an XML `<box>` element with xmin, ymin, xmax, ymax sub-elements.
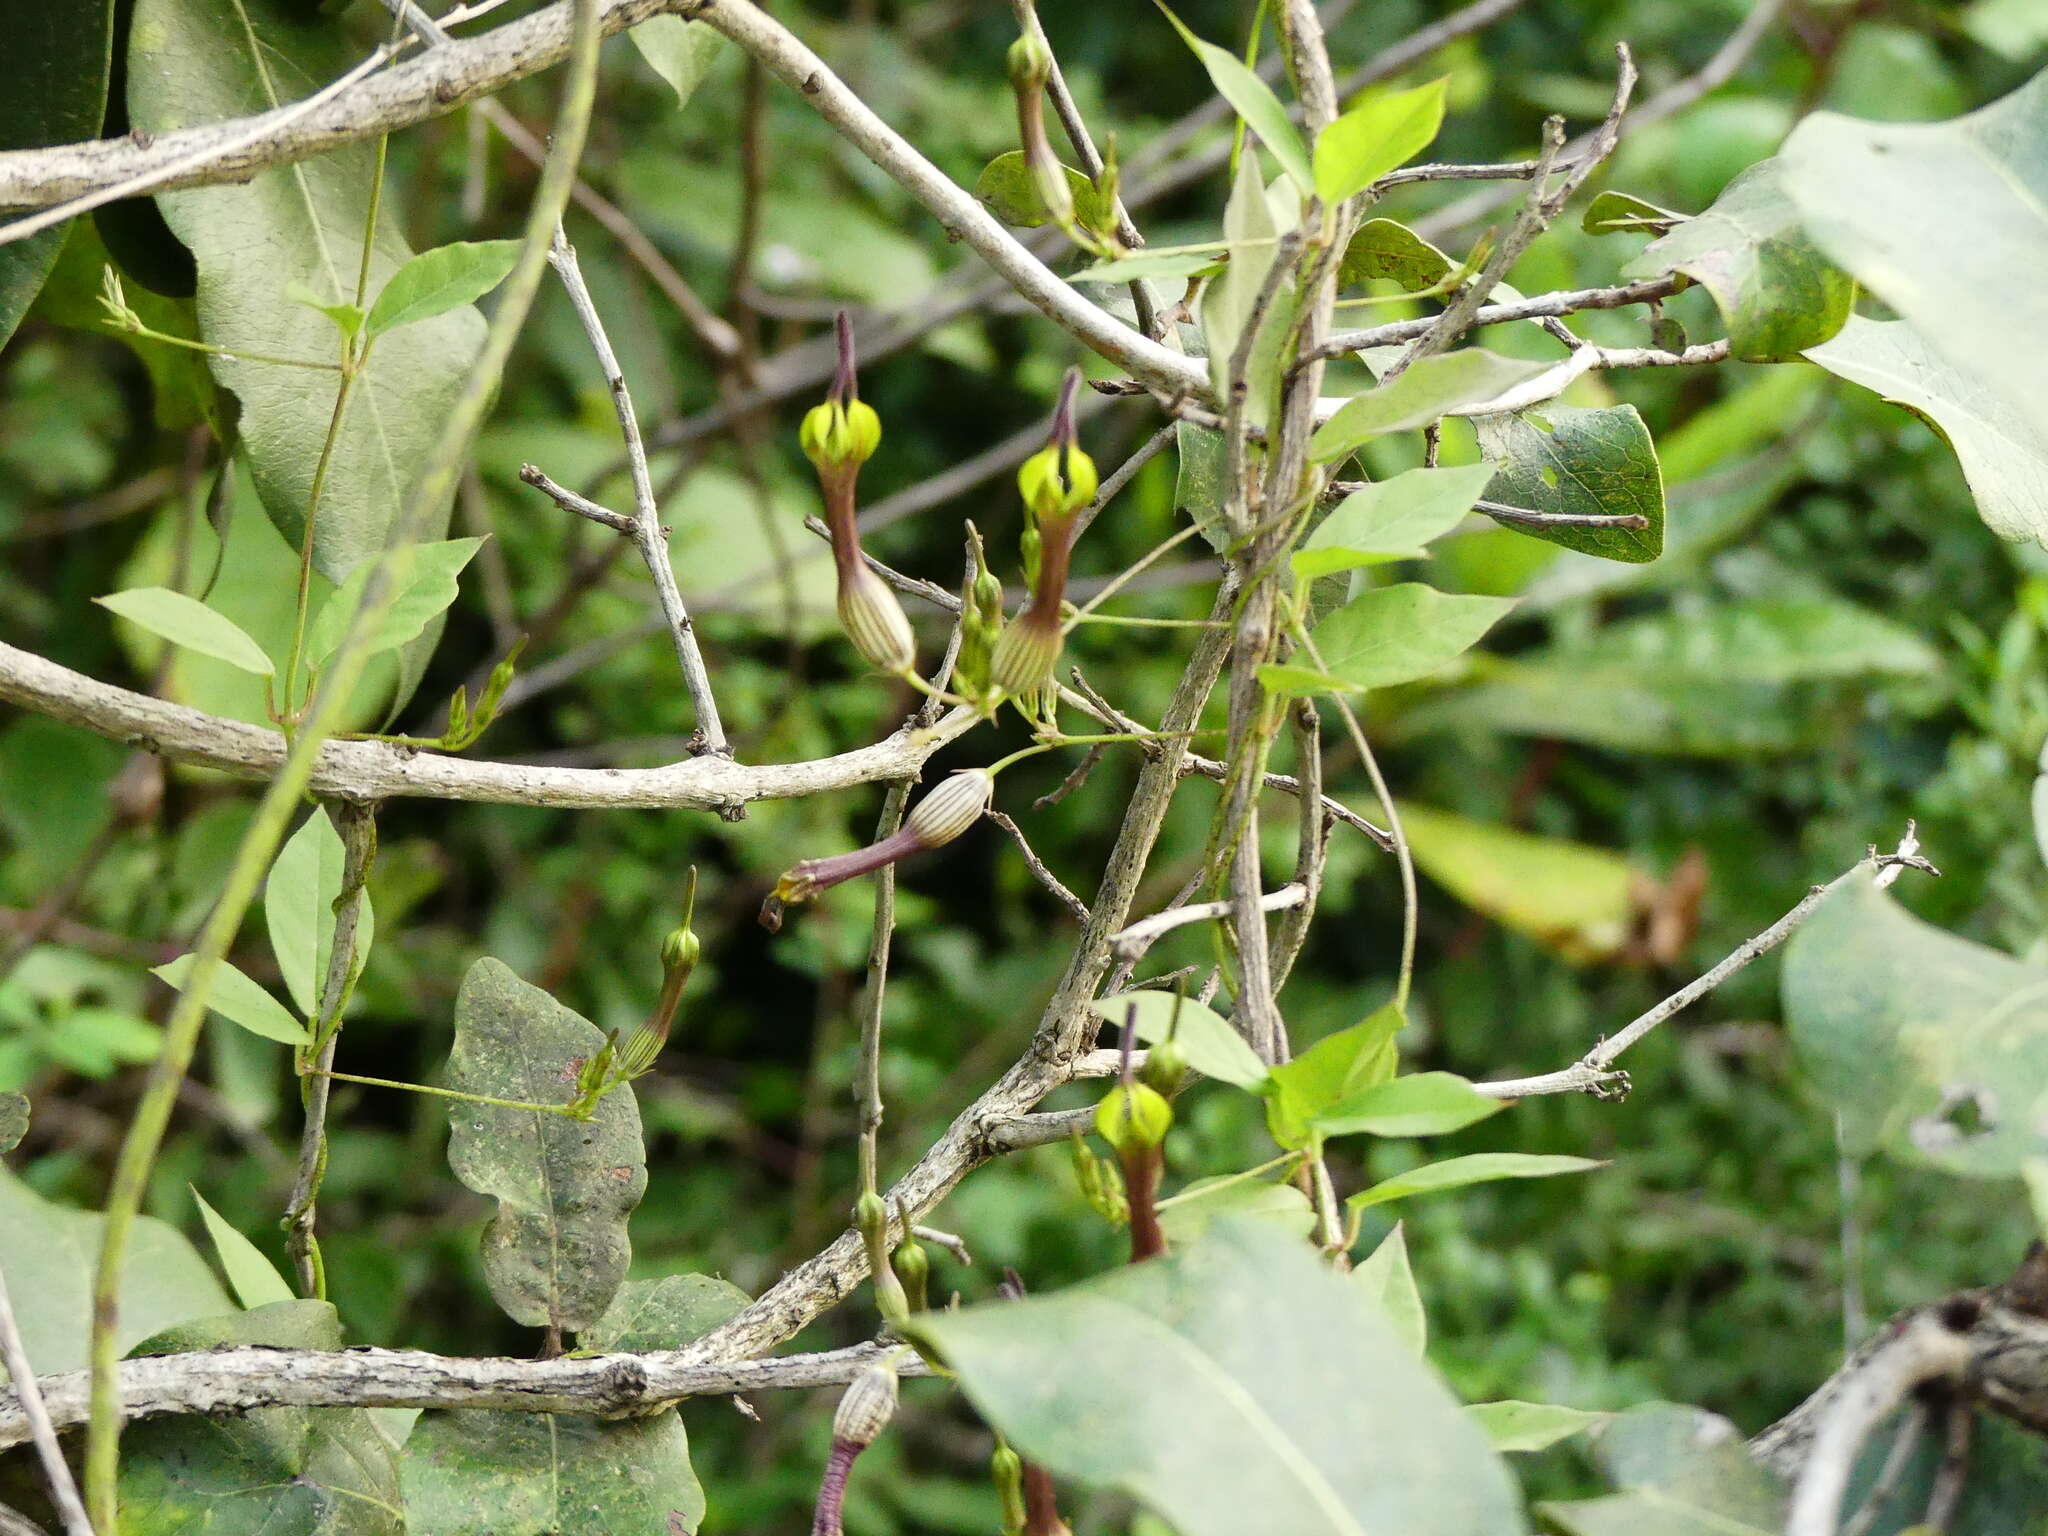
<box><xmin>0</xmin><ymin>1268</ymin><xmax>93</xmax><ymax>1536</ymax></box>
<box><xmin>1475</xmin><ymin>827</ymin><xmax>1938</xmax><ymax>1099</ymax></box>
<box><xmin>518</xmin><ymin>464</ymin><xmax>639</xmax><ymax>534</ymax></box>
<box><xmin>1112</xmin><ymin>885</ymin><xmax>1308</xmax><ymax>964</ymax></box>
<box><xmin>1474</xmin><ymin>499</ymin><xmax>1650</xmax><ymax>531</ymax></box>
<box><xmin>987</xmin><ymin>812</ymin><xmax>1089</xmax><ymax>922</ymax></box>
<box><xmin>546</xmin><ymin>227</ymin><xmax>729</xmax><ymax>755</ymax></box>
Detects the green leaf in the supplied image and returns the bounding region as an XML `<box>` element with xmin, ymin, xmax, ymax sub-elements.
<box><xmin>1409</xmin><ymin>666</ymin><xmax>1809</xmax><ymax>757</ymax></box>
<box><xmin>1623</xmin><ymin>158</ymin><xmax>1852</xmax><ymax>360</ymax></box>
<box><xmin>366</xmin><ymin>241</ymin><xmax>521</xmax><ymax>338</ymax></box>
<box><xmin>1348</xmin><ymin>1153</ymin><xmax>1601</xmax><ymax>1211</ymax></box>
<box><xmin>1552</xmin><ymin>597</ymin><xmax>1939</xmax><ymax>683</ymax></box>
<box><xmin>1070</xmin><ymin>249</ymin><xmax>1226</xmax><ymax>285</ymax></box>
<box><xmin>446</xmin><ymin>958</ymin><xmax>649</xmax><ymax>1332</ymax></box>
<box><xmin>1265</xmin><ymin>1005</ymin><xmax>1405</xmax><ymax>1151</ymax></box>
<box><xmin>1315</xmin><ymin>1071</ymin><xmax>1504</xmax><ymax>1139</ymax></box>
<box><xmin>284</xmin><ymin>278</ymin><xmax>364</xmax><ymax>338</ymax></box>
<box><xmin>119</xmin><ymin>1299</ymin><xmax>404</xmax><ymax>1536</ymax></box>
<box><xmin>304</xmin><ymin>536</ymin><xmax>486</xmax><ymax>668</ymax></box>
<box><xmin>1311</xmin><ymin>351</ymin><xmax>1551</xmax><ymax>462</ymax></box>
<box><xmin>96</xmin><ymin>587</ymin><xmax>274</xmax><ymax>676</ymax></box>
<box><xmin>973</xmin><ymin>150</ymin><xmax>1113</xmax><ymax>229</ymax></box>
<box><xmin>585</xmin><ymin>1274</ymin><xmax>751</xmax><ymax>1352</ymax></box>
<box><xmin>1807</xmin><ymin>314</ymin><xmax>2048</xmax><ymax>545</ymax></box>
<box><xmin>264</xmin><ymin>810</ymin><xmax>376</xmax><ymax>1021</ymax></box>
<box><xmin>1396</xmin><ymin>803</ymin><xmax>1635</xmax><ymax>964</ymax></box>
<box><xmin>131</xmin><ymin>0</ymin><xmax>486</xmax><ymax>581</ymax></box>
<box><xmin>0</xmin><ymin>3</ymin><xmax>114</xmax><ymax>349</ymax></box>
<box><xmin>1780</xmin><ymin>69</ymin><xmax>2048</xmax><ymax>450</ymax></box>
<box><xmin>1313</xmin><ymin>80</ymin><xmax>1447</xmax><ymax>205</ymax></box>
<box><xmin>1157</xmin><ymin>9</ymin><xmax>1315</xmax><ymax>195</ymax></box>
<box><xmin>1089</xmin><ymin>991</ymin><xmax>1269</xmax><ymax>1090</ymax></box>
<box><xmin>1581</xmin><ymin>190</ymin><xmax>1687</xmax><ymax>237</ymax></box>
<box><xmin>0</xmin><ymin>1092</ymin><xmax>26</xmax><ymax>1153</ymax></box>
<box><xmin>1295</xmin><ymin>463</ymin><xmax>1495</xmax><ymax>575</ymax></box>
<box><xmin>1468</xmin><ymin>1401</ymin><xmax>1609</xmax><ymax>1453</ymax></box>
<box><xmin>402</xmin><ymin>1406</ymin><xmax>704</xmax><ymax>1536</ymax></box>
<box><xmin>1199</xmin><ymin>159</ymin><xmax>1298</xmax><ymax>428</ymax></box>
<box><xmin>908</xmin><ymin>1219</ymin><xmax>1527</xmax><ymax>1536</ymax></box>
<box><xmin>1281</xmin><ymin>583</ymin><xmax>1514</xmax><ymax>694</ymax></box>
<box><xmin>1156</xmin><ymin>1174</ymin><xmax>1315</xmax><ymax>1245</ymax></box>
<box><xmin>1472</xmin><ymin>403</ymin><xmax>1666</xmax><ymax>563</ymax></box>
<box><xmin>0</xmin><ymin>1162</ymin><xmax>231</xmax><ymax>1374</ymax></box>
<box><xmin>1541</xmin><ymin>1403</ymin><xmax>1783</xmax><ymax>1536</ymax></box>
<box><xmin>628</xmin><ymin>14</ymin><xmax>724</xmax><ymax>109</ymax></box>
<box><xmin>1352</xmin><ymin>1221</ymin><xmax>1425</xmax><ymax>1354</ymax></box>
<box><xmin>1337</xmin><ymin>218</ymin><xmax>1455</xmax><ymax>291</ymax></box>
<box><xmin>153</xmin><ymin>953</ymin><xmax>310</xmax><ymax>1047</ymax></box>
<box><xmin>191</xmin><ymin>1186</ymin><xmax>296</xmax><ymax>1309</ymax></box>
<box><xmin>1782</xmin><ymin>871</ymin><xmax>2048</xmax><ymax>1168</ymax></box>
<box><xmin>1175</xmin><ymin>421</ymin><xmax>1231</xmax><ymax>549</ymax></box>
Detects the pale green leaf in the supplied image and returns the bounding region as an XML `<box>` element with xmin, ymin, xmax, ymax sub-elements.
<box><xmin>191</xmin><ymin>1185</ymin><xmax>296</xmax><ymax>1309</ymax></box>
<box><xmin>1287</xmin><ymin>583</ymin><xmax>1514</xmax><ymax>693</ymax></box>
<box><xmin>1296</xmin><ymin>463</ymin><xmax>1495</xmax><ymax>575</ymax></box>
<box><xmin>446</xmin><ymin>958</ymin><xmax>648</xmax><ymax>1332</ymax></box>
<box><xmin>0</xmin><ymin>1092</ymin><xmax>25</xmax><ymax>1154</ymax></box>
<box><xmin>1472</xmin><ymin>403</ymin><xmax>1666</xmax><ymax>563</ymax></box>
<box><xmin>1158</xmin><ymin>9</ymin><xmax>1314</xmax><ymax>194</ymax></box>
<box><xmin>628</xmin><ymin>14</ymin><xmax>724</xmax><ymax>109</ymax></box>
<box><xmin>1581</xmin><ymin>190</ymin><xmax>1687</xmax><ymax>236</ymax></box>
<box><xmin>1624</xmin><ymin>159</ymin><xmax>1852</xmax><ymax>360</ymax></box>
<box><xmin>1807</xmin><ymin>314</ymin><xmax>2048</xmax><ymax>545</ymax></box>
<box><xmin>1071</xmin><ymin>249</ymin><xmax>1225</xmax><ymax>285</ymax></box>
<box><xmin>284</xmin><ymin>278</ymin><xmax>364</xmax><ymax>338</ymax></box>
<box><xmin>96</xmin><ymin>587</ymin><xmax>273</xmax><ymax>676</ymax></box>
<box><xmin>305</xmin><ymin>536</ymin><xmax>486</xmax><ymax>668</ymax></box>
<box><xmin>366</xmin><ymin>241</ymin><xmax>520</xmax><ymax>337</ymax></box>
<box><xmin>908</xmin><ymin>1219</ymin><xmax>1527</xmax><ymax>1536</ymax></box>
<box><xmin>1352</xmin><ymin>1222</ymin><xmax>1425</xmax><ymax>1354</ymax></box>
<box><xmin>153</xmin><ymin>953</ymin><xmax>309</xmax><ymax>1046</ymax></box>
<box><xmin>1542</xmin><ymin>1403</ymin><xmax>1783</xmax><ymax>1536</ymax></box>
<box><xmin>1468</xmin><ymin>1400</ymin><xmax>1609</xmax><ymax>1453</ymax></box>
<box><xmin>1349</xmin><ymin>1153</ymin><xmax>1602</xmax><ymax>1211</ymax></box>
<box><xmin>1266</xmin><ymin>1006</ymin><xmax>1405</xmax><ymax>1150</ymax></box>
<box><xmin>264</xmin><ymin>809</ymin><xmax>376</xmax><ymax>1020</ymax></box>
<box><xmin>1089</xmin><ymin>991</ymin><xmax>1269</xmax><ymax>1090</ymax></box>
<box><xmin>1156</xmin><ymin>1174</ymin><xmax>1316</xmax><ymax>1245</ymax></box>
<box><xmin>402</xmin><ymin>1407</ymin><xmax>703</xmax><ymax>1535</ymax></box>
<box><xmin>1315</xmin><ymin>1071</ymin><xmax>1504</xmax><ymax>1139</ymax></box>
<box><xmin>974</xmin><ymin>150</ymin><xmax>1113</xmax><ymax>229</ymax></box>
<box><xmin>1397</xmin><ymin>803</ymin><xmax>1636</xmax><ymax>964</ymax></box>
<box><xmin>1312</xmin><ymin>351</ymin><xmax>1551</xmax><ymax>462</ymax></box>
<box><xmin>1313</xmin><ymin>80</ymin><xmax>1447</xmax><ymax>205</ymax></box>
<box><xmin>585</xmin><ymin>1274</ymin><xmax>750</xmax><ymax>1352</ymax></box>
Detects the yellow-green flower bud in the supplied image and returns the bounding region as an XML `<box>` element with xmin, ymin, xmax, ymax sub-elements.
<box><xmin>992</xmin><ymin>1440</ymin><xmax>1027</xmax><ymax>1535</ymax></box>
<box><xmin>837</xmin><ymin>561</ymin><xmax>917</xmax><ymax>675</ymax></box>
<box><xmin>1006</xmin><ymin>32</ymin><xmax>1049</xmax><ymax>92</ymax></box>
<box><xmin>1140</xmin><ymin>1035</ymin><xmax>1188</xmax><ymax>1096</ymax></box>
<box><xmin>801</xmin><ymin>397</ymin><xmax>883</xmax><ymax>474</ymax></box>
<box><xmin>1017</xmin><ymin>440</ymin><xmax>1098</xmax><ymax>522</ymax></box>
<box><xmin>892</xmin><ymin>1234</ymin><xmax>930</xmax><ymax>1312</ymax></box>
<box><xmin>905</xmin><ymin>769</ymin><xmax>995</xmax><ymax>848</ymax></box>
<box><xmin>1095</xmin><ymin>1081</ymin><xmax>1173</xmax><ymax>1155</ymax></box>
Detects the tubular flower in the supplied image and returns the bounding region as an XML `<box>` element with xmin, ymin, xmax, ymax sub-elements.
<box><xmin>759</xmin><ymin>770</ymin><xmax>996</xmax><ymax>930</ymax></box>
<box><xmin>811</xmin><ymin>1354</ymin><xmax>901</xmax><ymax>1536</ymax></box>
<box><xmin>803</xmin><ymin>313</ymin><xmax>913</xmax><ymax>674</ymax></box>
<box><xmin>990</xmin><ymin>370</ymin><xmax>1096</xmax><ymax>699</ymax></box>
<box><xmin>1007</xmin><ymin>32</ymin><xmax>1072</xmax><ymax>230</ymax></box>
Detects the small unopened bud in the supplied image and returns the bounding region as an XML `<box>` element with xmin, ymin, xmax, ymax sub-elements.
<box><xmin>893</xmin><ymin>1234</ymin><xmax>930</xmax><ymax>1312</ymax></box>
<box><xmin>992</xmin><ymin>1440</ymin><xmax>1027</xmax><ymax>1535</ymax></box>
<box><xmin>1006</xmin><ymin>33</ymin><xmax>1050</xmax><ymax>91</ymax></box>
<box><xmin>1140</xmin><ymin>1036</ymin><xmax>1188</xmax><ymax>1096</ymax></box>
<box><xmin>837</xmin><ymin>561</ymin><xmax>916</xmax><ymax>674</ymax></box>
<box><xmin>831</xmin><ymin>1357</ymin><xmax>901</xmax><ymax>1449</ymax></box>
<box><xmin>1069</xmin><ymin>1130</ymin><xmax>1128</xmax><ymax>1224</ymax></box>
<box><xmin>1095</xmin><ymin>1081</ymin><xmax>1172</xmax><ymax>1155</ymax></box>
<box><xmin>956</xmin><ymin>522</ymin><xmax>1004</xmax><ymax>702</ymax></box>
<box><xmin>905</xmin><ymin>769</ymin><xmax>995</xmax><ymax>848</ymax></box>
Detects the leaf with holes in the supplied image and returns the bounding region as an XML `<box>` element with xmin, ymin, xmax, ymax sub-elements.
<box><xmin>1472</xmin><ymin>403</ymin><xmax>1666</xmax><ymax>562</ymax></box>
<box><xmin>1337</xmin><ymin>219</ymin><xmax>1456</xmax><ymax>291</ymax></box>
<box><xmin>1623</xmin><ymin>159</ymin><xmax>1852</xmax><ymax>360</ymax></box>
<box><xmin>445</xmin><ymin>958</ymin><xmax>648</xmax><ymax>1332</ymax></box>
<box><xmin>130</xmin><ymin>0</ymin><xmax>485</xmax><ymax>581</ymax></box>
<box><xmin>908</xmin><ymin>1219</ymin><xmax>1527</xmax><ymax>1536</ymax></box>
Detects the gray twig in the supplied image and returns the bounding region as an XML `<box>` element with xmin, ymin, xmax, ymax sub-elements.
<box><xmin>0</xmin><ymin>1268</ymin><xmax>93</xmax><ymax>1536</ymax></box>
<box><xmin>988</xmin><ymin>811</ymin><xmax>1089</xmax><ymax>923</ymax></box>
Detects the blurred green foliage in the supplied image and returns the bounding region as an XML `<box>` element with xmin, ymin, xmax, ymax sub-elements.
<box><xmin>3</xmin><ymin>0</ymin><xmax>2048</xmax><ymax>1530</ymax></box>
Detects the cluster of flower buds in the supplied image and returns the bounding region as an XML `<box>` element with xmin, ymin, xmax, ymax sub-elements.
<box><xmin>988</xmin><ymin>371</ymin><xmax>1096</xmax><ymax>706</ymax></box>
<box><xmin>812</xmin><ymin>1353</ymin><xmax>902</xmax><ymax>1536</ymax></box>
<box><xmin>761</xmin><ymin>769</ymin><xmax>995</xmax><ymax>930</ymax></box>
<box><xmin>802</xmin><ymin>313</ymin><xmax>916</xmax><ymax>676</ymax></box>
<box><xmin>954</xmin><ymin>522</ymin><xmax>1006</xmax><ymax>706</ymax></box>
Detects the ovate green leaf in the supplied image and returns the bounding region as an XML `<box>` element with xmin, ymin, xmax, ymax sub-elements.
<box><xmin>1468</xmin><ymin>1401</ymin><xmax>1609</xmax><ymax>1453</ymax></box>
<box><xmin>1070</xmin><ymin>249</ymin><xmax>1225</xmax><ymax>285</ymax></box>
<box><xmin>1295</xmin><ymin>463</ymin><xmax>1495</xmax><ymax>575</ymax></box>
<box><xmin>585</xmin><ymin>1274</ymin><xmax>750</xmax><ymax>1352</ymax></box>
<box><xmin>1313</xmin><ymin>80</ymin><xmax>1447</xmax><ymax>205</ymax></box>
<box><xmin>1581</xmin><ymin>191</ymin><xmax>1686</xmax><ymax>236</ymax></box>
<box><xmin>1396</xmin><ymin>803</ymin><xmax>1636</xmax><ymax>963</ymax></box>
<box><xmin>1352</xmin><ymin>1221</ymin><xmax>1425</xmax><ymax>1354</ymax></box>
<box><xmin>1265</xmin><ymin>1005</ymin><xmax>1404</xmax><ymax>1150</ymax></box>
<box><xmin>628</xmin><ymin>14</ymin><xmax>724</xmax><ymax>110</ymax></box>
<box><xmin>1337</xmin><ymin>218</ymin><xmax>1455</xmax><ymax>291</ymax></box>
<box><xmin>305</xmin><ymin>536</ymin><xmax>486</xmax><ymax>668</ymax></box>
<box><xmin>153</xmin><ymin>953</ymin><xmax>310</xmax><ymax>1047</ymax></box>
<box><xmin>445</xmin><ymin>958</ymin><xmax>648</xmax><ymax>1332</ymax></box>
<box><xmin>1278</xmin><ymin>584</ymin><xmax>1514</xmax><ymax>694</ymax></box>
<box><xmin>1158</xmin><ymin>10</ymin><xmax>1314</xmax><ymax>194</ymax></box>
<box><xmin>974</xmin><ymin>151</ymin><xmax>1113</xmax><ymax>229</ymax></box>
<box><xmin>1312</xmin><ymin>351</ymin><xmax>1551</xmax><ymax>462</ymax></box>
<box><xmin>366</xmin><ymin>241</ymin><xmax>520</xmax><ymax>337</ymax></box>
<box><xmin>1624</xmin><ymin>159</ymin><xmax>1852</xmax><ymax>359</ymax></box>
<box><xmin>1349</xmin><ymin>1153</ymin><xmax>1601</xmax><ymax>1211</ymax></box>
<box><xmin>96</xmin><ymin>587</ymin><xmax>273</xmax><ymax>676</ymax></box>
<box><xmin>0</xmin><ymin>1092</ymin><xmax>26</xmax><ymax>1153</ymax></box>
<box><xmin>264</xmin><ymin>809</ymin><xmax>375</xmax><ymax>1020</ymax></box>
<box><xmin>1090</xmin><ymin>990</ymin><xmax>1269</xmax><ymax>1089</ymax></box>
<box><xmin>191</xmin><ymin>1185</ymin><xmax>296</xmax><ymax>1309</ymax></box>
<box><xmin>909</xmin><ymin>1219</ymin><xmax>1527</xmax><ymax>1536</ymax></box>
<box><xmin>1315</xmin><ymin>1071</ymin><xmax>1504</xmax><ymax>1139</ymax></box>
<box><xmin>1472</xmin><ymin>403</ymin><xmax>1666</xmax><ymax>563</ymax></box>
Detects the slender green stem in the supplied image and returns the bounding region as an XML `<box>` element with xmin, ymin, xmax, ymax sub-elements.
<box><xmin>1153</xmin><ymin>1151</ymin><xmax>1302</xmax><ymax>1208</ymax></box>
<box><xmin>312</xmin><ymin>1069</ymin><xmax>588</xmax><ymax>1117</ymax></box>
<box><xmin>114</xmin><ymin>323</ymin><xmax>341</xmax><ymax>372</ymax></box>
<box><xmin>1064</xmin><ymin>613</ymin><xmax>1223</xmax><ymax>629</ymax></box>
<box><xmin>81</xmin><ymin>5</ymin><xmax>604</xmax><ymax>1524</ymax></box>
<box><xmin>1064</xmin><ymin>519</ymin><xmax>1204</xmax><ymax>628</ymax></box>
